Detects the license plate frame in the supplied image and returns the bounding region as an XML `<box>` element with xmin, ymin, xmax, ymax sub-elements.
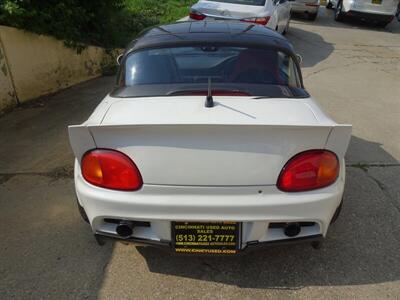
<box><xmin>172</xmin><ymin>221</ymin><xmax>241</xmax><ymax>255</ymax></box>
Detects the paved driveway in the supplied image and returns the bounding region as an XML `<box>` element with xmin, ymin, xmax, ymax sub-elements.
<box><xmin>0</xmin><ymin>9</ymin><xmax>399</xmax><ymax>299</ymax></box>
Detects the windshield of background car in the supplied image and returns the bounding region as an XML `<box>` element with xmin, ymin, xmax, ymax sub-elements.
<box><xmin>125</xmin><ymin>46</ymin><xmax>302</xmax><ymax>89</ymax></box>
<box><xmin>204</xmin><ymin>0</ymin><xmax>267</xmax><ymax>5</ymax></box>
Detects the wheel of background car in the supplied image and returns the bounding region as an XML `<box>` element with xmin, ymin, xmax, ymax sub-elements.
<box><xmin>282</xmin><ymin>21</ymin><xmax>289</xmax><ymax>35</ymax></box>
<box><xmin>377</xmin><ymin>21</ymin><xmax>390</xmax><ymax>28</ymax></box>
<box><xmin>335</xmin><ymin>0</ymin><xmax>344</xmax><ymax>21</ymax></box>
<box><xmin>308</xmin><ymin>12</ymin><xmax>318</xmax><ymax>21</ymax></box>
<box><xmin>283</xmin><ymin>14</ymin><xmax>290</xmax><ymax>35</ymax></box>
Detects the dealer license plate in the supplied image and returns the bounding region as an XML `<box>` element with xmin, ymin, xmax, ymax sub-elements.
<box><xmin>172</xmin><ymin>222</ymin><xmax>241</xmax><ymax>254</ymax></box>
<box><xmin>371</xmin><ymin>0</ymin><xmax>382</xmax><ymax>4</ymax></box>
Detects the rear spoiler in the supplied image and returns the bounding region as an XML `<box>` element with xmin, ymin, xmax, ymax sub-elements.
<box><xmin>69</xmin><ymin>123</ymin><xmax>352</xmax><ymax>162</ymax></box>
<box><xmin>68</xmin><ymin>125</ymin><xmax>96</xmax><ymax>161</ymax></box>
<box><xmin>324</xmin><ymin>125</ymin><xmax>352</xmax><ymax>159</ymax></box>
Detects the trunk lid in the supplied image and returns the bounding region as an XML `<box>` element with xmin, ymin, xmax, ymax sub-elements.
<box><xmin>69</xmin><ymin>97</ymin><xmax>351</xmax><ymax>186</ymax></box>
<box><xmin>192</xmin><ymin>0</ymin><xmax>266</xmax><ymax>19</ymax></box>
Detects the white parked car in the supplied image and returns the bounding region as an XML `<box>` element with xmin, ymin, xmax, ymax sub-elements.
<box><xmin>327</xmin><ymin>0</ymin><xmax>399</xmax><ymax>26</ymax></box>
<box><xmin>189</xmin><ymin>0</ymin><xmax>291</xmax><ymax>34</ymax></box>
<box><xmin>69</xmin><ymin>22</ymin><xmax>352</xmax><ymax>254</ymax></box>
<box><xmin>290</xmin><ymin>0</ymin><xmax>320</xmax><ymax>20</ymax></box>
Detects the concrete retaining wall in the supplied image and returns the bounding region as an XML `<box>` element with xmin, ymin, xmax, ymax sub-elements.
<box><xmin>0</xmin><ymin>25</ymin><xmax>113</xmax><ymax>113</ymax></box>
<box><xmin>0</xmin><ymin>38</ymin><xmax>17</xmax><ymax>112</ymax></box>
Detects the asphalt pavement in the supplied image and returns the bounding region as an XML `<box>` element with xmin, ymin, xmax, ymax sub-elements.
<box><xmin>0</xmin><ymin>8</ymin><xmax>399</xmax><ymax>299</ymax></box>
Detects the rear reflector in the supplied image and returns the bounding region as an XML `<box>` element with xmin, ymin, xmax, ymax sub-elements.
<box><xmin>189</xmin><ymin>11</ymin><xmax>206</xmax><ymax>20</ymax></box>
<box><xmin>277</xmin><ymin>150</ymin><xmax>339</xmax><ymax>192</ymax></box>
<box><xmin>241</xmin><ymin>16</ymin><xmax>270</xmax><ymax>26</ymax></box>
<box><xmin>81</xmin><ymin>149</ymin><xmax>143</xmax><ymax>191</ymax></box>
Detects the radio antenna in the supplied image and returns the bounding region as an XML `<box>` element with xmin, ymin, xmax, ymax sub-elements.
<box><xmin>205</xmin><ymin>77</ymin><xmax>214</xmax><ymax>108</ymax></box>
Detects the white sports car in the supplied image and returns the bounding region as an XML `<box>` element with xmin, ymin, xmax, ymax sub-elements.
<box><xmin>69</xmin><ymin>22</ymin><xmax>352</xmax><ymax>254</ymax></box>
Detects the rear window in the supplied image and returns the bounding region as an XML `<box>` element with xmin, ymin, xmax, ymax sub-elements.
<box><xmin>205</xmin><ymin>0</ymin><xmax>267</xmax><ymax>5</ymax></box>
<box><xmin>125</xmin><ymin>46</ymin><xmax>301</xmax><ymax>88</ymax></box>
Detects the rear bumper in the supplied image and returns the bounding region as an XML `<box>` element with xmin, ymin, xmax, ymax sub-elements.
<box><xmin>291</xmin><ymin>3</ymin><xmax>320</xmax><ymax>14</ymax></box>
<box><xmin>95</xmin><ymin>233</ymin><xmax>324</xmax><ymax>254</ymax></box>
<box><xmin>345</xmin><ymin>10</ymin><xmax>395</xmax><ymax>21</ymax></box>
<box><xmin>75</xmin><ymin>160</ymin><xmax>346</xmax><ymax>249</ymax></box>
<box><xmin>191</xmin><ymin>16</ymin><xmax>277</xmax><ymax>30</ymax></box>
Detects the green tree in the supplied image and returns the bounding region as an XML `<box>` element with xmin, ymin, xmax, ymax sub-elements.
<box><xmin>0</xmin><ymin>0</ymin><xmax>158</xmax><ymax>50</ymax></box>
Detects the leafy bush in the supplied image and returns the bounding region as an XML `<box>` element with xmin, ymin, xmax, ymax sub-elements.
<box><xmin>127</xmin><ymin>0</ymin><xmax>196</xmax><ymax>23</ymax></box>
<box><xmin>0</xmin><ymin>0</ymin><xmax>161</xmax><ymax>50</ymax></box>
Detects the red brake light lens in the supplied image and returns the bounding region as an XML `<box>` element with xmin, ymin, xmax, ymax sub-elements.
<box><xmin>241</xmin><ymin>16</ymin><xmax>270</xmax><ymax>26</ymax></box>
<box><xmin>277</xmin><ymin>150</ymin><xmax>339</xmax><ymax>192</ymax></box>
<box><xmin>81</xmin><ymin>149</ymin><xmax>143</xmax><ymax>191</ymax></box>
<box><xmin>189</xmin><ymin>11</ymin><xmax>206</xmax><ymax>20</ymax></box>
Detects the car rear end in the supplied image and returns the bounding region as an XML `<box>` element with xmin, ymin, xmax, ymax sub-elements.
<box><xmin>189</xmin><ymin>0</ymin><xmax>276</xmax><ymax>29</ymax></box>
<box><xmin>290</xmin><ymin>0</ymin><xmax>320</xmax><ymax>17</ymax></box>
<box><xmin>70</xmin><ymin>99</ymin><xmax>350</xmax><ymax>253</ymax></box>
<box><xmin>343</xmin><ymin>0</ymin><xmax>398</xmax><ymax>23</ymax></box>
<box><xmin>69</xmin><ymin>29</ymin><xmax>352</xmax><ymax>254</ymax></box>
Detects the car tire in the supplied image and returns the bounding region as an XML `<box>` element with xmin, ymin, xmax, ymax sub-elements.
<box><xmin>377</xmin><ymin>21</ymin><xmax>390</xmax><ymax>28</ymax></box>
<box><xmin>326</xmin><ymin>0</ymin><xmax>333</xmax><ymax>9</ymax></box>
<box><xmin>282</xmin><ymin>19</ymin><xmax>290</xmax><ymax>35</ymax></box>
<box><xmin>335</xmin><ymin>0</ymin><xmax>345</xmax><ymax>21</ymax></box>
<box><xmin>308</xmin><ymin>12</ymin><xmax>318</xmax><ymax>21</ymax></box>
<box><xmin>330</xmin><ymin>200</ymin><xmax>343</xmax><ymax>224</ymax></box>
<box><xmin>77</xmin><ymin>198</ymin><xmax>90</xmax><ymax>223</ymax></box>
<box><xmin>311</xmin><ymin>241</ymin><xmax>323</xmax><ymax>249</ymax></box>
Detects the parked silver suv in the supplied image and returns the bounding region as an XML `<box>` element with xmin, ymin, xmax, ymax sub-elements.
<box><xmin>326</xmin><ymin>0</ymin><xmax>399</xmax><ymax>26</ymax></box>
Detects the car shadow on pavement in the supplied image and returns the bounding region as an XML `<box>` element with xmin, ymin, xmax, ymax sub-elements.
<box><xmin>0</xmin><ymin>77</ymin><xmax>116</xmax><ymax>299</ymax></box>
<box><xmin>346</xmin><ymin>136</ymin><xmax>399</xmax><ymax>164</ymax></box>
<box><xmin>0</xmin><ymin>176</ymin><xmax>115</xmax><ymax>299</ymax></box>
<box><xmin>137</xmin><ymin>135</ymin><xmax>400</xmax><ymax>289</ymax></box>
<box><xmin>285</xmin><ymin>26</ymin><xmax>334</xmax><ymax>68</ymax></box>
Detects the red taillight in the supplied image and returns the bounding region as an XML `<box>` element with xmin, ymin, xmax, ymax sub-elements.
<box><xmin>241</xmin><ymin>16</ymin><xmax>270</xmax><ymax>26</ymax></box>
<box><xmin>81</xmin><ymin>149</ymin><xmax>143</xmax><ymax>191</ymax></box>
<box><xmin>189</xmin><ymin>11</ymin><xmax>206</xmax><ymax>20</ymax></box>
<box><xmin>277</xmin><ymin>150</ymin><xmax>339</xmax><ymax>192</ymax></box>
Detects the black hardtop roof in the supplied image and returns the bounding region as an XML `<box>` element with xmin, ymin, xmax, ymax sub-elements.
<box><xmin>124</xmin><ymin>21</ymin><xmax>295</xmax><ymax>55</ymax></box>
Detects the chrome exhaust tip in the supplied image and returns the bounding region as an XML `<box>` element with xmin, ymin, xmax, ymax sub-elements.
<box><xmin>284</xmin><ymin>222</ymin><xmax>301</xmax><ymax>237</ymax></box>
<box><xmin>116</xmin><ymin>220</ymin><xmax>134</xmax><ymax>237</ymax></box>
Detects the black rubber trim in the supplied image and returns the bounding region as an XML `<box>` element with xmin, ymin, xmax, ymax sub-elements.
<box><xmin>76</xmin><ymin>198</ymin><xmax>89</xmax><ymax>223</ymax></box>
<box><xmin>94</xmin><ymin>233</ymin><xmax>324</xmax><ymax>255</ymax></box>
<box><xmin>242</xmin><ymin>234</ymin><xmax>323</xmax><ymax>254</ymax></box>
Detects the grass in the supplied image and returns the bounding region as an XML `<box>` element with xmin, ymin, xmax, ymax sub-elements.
<box><xmin>127</xmin><ymin>0</ymin><xmax>197</xmax><ymax>24</ymax></box>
